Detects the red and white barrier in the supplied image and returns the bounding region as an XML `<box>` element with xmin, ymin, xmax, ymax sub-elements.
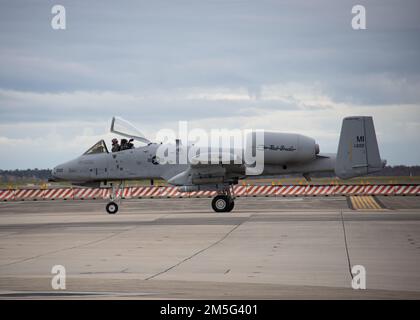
<box><xmin>14</xmin><ymin>189</ymin><xmax>44</xmax><ymax>201</ymax></box>
<box><xmin>361</xmin><ymin>185</ymin><xmax>395</xmax><ymax>195</ymax></box>
<box><xmin>160</xmin><ymin>186</ymin><xmax>183</xmax><ymax>198</ymax></box>
<box><xmin>335</xmin><ymin>185</ymin><xmax>362</xmax><ymax>195</ymax></box>
<box><xmin>276</xmin><ymin>185</ymin><xmax>306</xmax><ymax>196</ymax></box>
<box><xmin>188</xmin><ymin>190</ymin><xmax>217</xmax><ymax>198</ymax></box>
<box><xmin>234</xmin><ymin>186</ymin><xmax>248</xmax><ymax>197</ymax></box>
<box><xmin>102</xmin><ymin>188</ymin><xmax>131</xmax><ymax>199</ymax></box>
<box><xmin>43</xmin><ymin>188</ymin><xmax>74</xmax><ymax>200</ymax></box>
<box><xmin>0</xmin><ymin>184</ymin><xmax>419</xmax><ymax>201</ymax></box>
<box><xmin>73</xmin><ymin>188</ymin><xmax>105</xmax><ymax>200</ymax></box>
<box><xmin>394</xmin><ymin>185</ymin><xmax>420</xmax><ymax>195</ymax></box>
<box><xmin>301</xmin><ymin>185</ymin><xmax>335</xmax><ymax>196</ymax></box>
<box><xmin>246</xmin><ymin>185</ymin><xmax>277</xmax><ymax>196</ymax></box>
<box><xmin>130</xmin><ymin>186</ymin><xmax>162</xmax><ymax>198</ymax></box>
<box><xmin>0</xmin><ymin>189</ymin><xmax>15</xmax><ymax>201</ymax></box>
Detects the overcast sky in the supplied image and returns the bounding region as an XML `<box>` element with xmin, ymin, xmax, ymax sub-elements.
<box><xmin>0</xmin><ymin>0</ymin><xmax>419</xmax><ymax>169</ymax></box>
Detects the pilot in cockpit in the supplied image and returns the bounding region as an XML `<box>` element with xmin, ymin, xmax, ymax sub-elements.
<box><xmin>120</xmin><ymin>138</ymin><xmax>134</xmax><ymax>151</ymax></box>
<box><xmin>127</xmin><ymin>138</ymin><xmax>134</xmax><ymax>149</ymax></box>
<box><xmin>120</xmin><ymin>139</ymin><xmax>128</xmax><ymax>150</ymax></box>
<box><xmin>111</xmin><ymin>138</ymin><xmax>120</xmax><ymax>152</ymax></box>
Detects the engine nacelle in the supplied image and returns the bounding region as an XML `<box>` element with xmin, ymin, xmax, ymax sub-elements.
<box><xmin>247</xmin><ymin>132</ymin><xmax>319</xmax><ymax>165</ymax></box>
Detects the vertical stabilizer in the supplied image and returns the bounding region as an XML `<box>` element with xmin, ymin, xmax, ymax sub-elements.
<box><xmin>335</xmin><ymin>116</ymin><xmax>383</xmax><ymax>179</ymax></box>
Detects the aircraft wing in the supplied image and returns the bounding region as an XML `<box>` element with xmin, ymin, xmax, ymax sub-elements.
<box><xmin>167</xmin><ymin>161</ymin><xmax>246</xmax><ymax>186</ymax></box>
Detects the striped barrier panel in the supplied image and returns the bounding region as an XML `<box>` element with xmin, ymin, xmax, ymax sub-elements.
<box><xmin>0</xmin><ymin>189</ymin><xmax>15</xmax><ymax>201</ymax></box>
<box><xmin>159</xmin><ymin>186</ymin><xmax>183</xmax><ymax>198</ymax></box>
<box><xmin>130</xmin><ymin>186</ymin><xmax>163</xmax><ymax>198</ymax></box>
<box><xmin>234</xmin><ymin>186</ymin><xmax>248</xmax><ymax>197</ymax></box>
<box><xmin>43</xmin><ymin>188</ymin><xmax>74</xmax><ymax>200</ymax></box>
<box><xmin>102</xmin><ymin>187</ymin><xmax>131</xmax><ymax>199</ymax></box>
<box><xmin>301</xmin><ymin>185</ymin><xmax>335</xmax><ymax>196</ymax></box>
<box><xmin>246</xmin><ymin>185</ymin><xmax>278</xmax><ymax>197</ymax></box>
<box><xmin>334</xmin><ymin>185</ymin><xmax>364</xmax><ymax>195</ymax></box>
<box><xmin>14</xmin><ymin>189</ymin><xmax>45</xmax><ymax>201</ymax></box>
<box><xmin>0</xmin><ymin>184</ymin><xmax>419</xmax><ymax>201</ymax></box>
<box><xmin>275</xmin><ymin>185</ymin><xmax>307</xmax><ymax>196</ymax></box>
<box><xmin>358</xmin><ymin>185</ymin><xmax>393</xmax><ymax>195</ymax></box>
<box><xmin>154</xmin><ymin>186</ymin><xmax>270</xmax><ymax>198</ymax></box>
<box><xmin>188</xmin><ymin>190</ymin><xmax>217</xmax><ymax>198</ymax></box>
<box><xmin>73</xmin><ymin>188</ymin><xmax>106</xmax><ymax>200</ymax></box>
<box><xmin>394</xmin><ymin>185</ymin><xmax>420</xmax><ymax>195</ymax></box>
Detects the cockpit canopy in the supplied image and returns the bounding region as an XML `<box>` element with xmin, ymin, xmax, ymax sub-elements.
<box><xmin>110</xmin><ymin>116</ymin><xmax>150</xmax><ymax>144</ymax></box>
<box><xmin>83</xmin><ymin>140</ymin><xmax>109</xmax><ymax>155</ymax></box>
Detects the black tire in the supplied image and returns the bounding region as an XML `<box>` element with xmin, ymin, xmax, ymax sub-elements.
<box><xmin>106</xmin><ymin>201</ymin><xmax>118</xmax><ymax>214</ymax></box>
<box><xmin>211</xmin><ymin>195</ymin><xmax>233</xmax><ymax>213</ymax></box>
<box><xmin>227</xmin><ymin>199</ymin><xmax>235</xmax><ymax>212</ymax></box>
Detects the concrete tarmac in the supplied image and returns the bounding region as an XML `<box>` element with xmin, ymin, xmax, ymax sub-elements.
<box><xmin>0</xmin><ymin>196</ymin><xmax>419</xmax><ymax>299</ymax></box>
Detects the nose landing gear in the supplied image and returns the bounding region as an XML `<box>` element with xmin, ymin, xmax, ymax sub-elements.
<box><xmin>106</xmin><ymin>201</ymin><xmax>119</xmax><ymax>214</ymax></box>
<box><xmin>106</xmin><ymin>181</ymin><xmax>124</xmax><ymax>214</ymax></box>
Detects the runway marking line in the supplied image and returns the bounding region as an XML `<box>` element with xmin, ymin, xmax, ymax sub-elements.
<box><xmin>349</xmin><ymin>196</ymin><xmax>385</xmax><ymax>210</ymax></box>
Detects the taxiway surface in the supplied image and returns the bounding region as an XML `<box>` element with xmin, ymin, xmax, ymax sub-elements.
<box><xmin>0</xmin><ymin>196</ymin><xmax>419</xmax><ymax>299</ymax></box>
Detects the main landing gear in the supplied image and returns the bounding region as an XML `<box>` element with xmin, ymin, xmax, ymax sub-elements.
<box><xmin>106</xmin><ymin>181</ymin><xmax>124</xmax><ymax>214</ymax></box>
<box><xmin>211</xmin><ymin>186</ymin><xmax>235</xmax><ymax>213</ymax></box>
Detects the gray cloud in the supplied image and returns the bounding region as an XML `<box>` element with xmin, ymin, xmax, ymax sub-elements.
<box><xmin>0</xmin><ymin>0</ymin><xmax>420</xmax><ymax>168</ymax></box>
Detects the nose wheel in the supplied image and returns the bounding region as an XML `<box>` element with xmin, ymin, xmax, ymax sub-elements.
<box><xmin>105</xmin><ymin>181</ymin><xmax>124</xmax><ymax>214</ymax></box>
<box><xmin>106</xmin><ymin>201</ymin><xmax>119</xmax><ymax>214</ymax></box>
<box><xmin>211</xmin><ymin>195</ymin><xmax>235</xmax><ymax>213</ymax></box>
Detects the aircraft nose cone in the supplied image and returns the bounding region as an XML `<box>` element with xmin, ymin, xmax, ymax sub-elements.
<box><xmin>51</xmin><ymin>164</ymin><xmax>65</xmax><ymax>180</ymax></box>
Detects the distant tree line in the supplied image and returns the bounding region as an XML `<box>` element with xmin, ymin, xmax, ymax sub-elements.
<box><xmin>371</xmin><ymin>165</ymin><xmax>420</xmax><ymax>176</ymax></box>
<box><xmin>311</xmin><ymin>165</ymin><xmax>420</xmax><ymax>177</ymax></box>
<box><xmin>0</xmin><ymin>166</ymin><xmax>419</xmax><ymax>183</ymax></box>
<box><xmin>0</xmin><ymin>169</ymin><xmax>52</xmax><ymax>182</ymax></box>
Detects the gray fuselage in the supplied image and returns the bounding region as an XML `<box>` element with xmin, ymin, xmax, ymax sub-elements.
<box><xmin>52</xmin><ymin>142</ymin><xmax>336</xmax><ymax>186</ymax></box>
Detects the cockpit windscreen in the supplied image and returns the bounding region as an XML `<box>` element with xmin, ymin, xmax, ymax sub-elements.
<box><xmin>83</xmin><ymin>140</ymin><xmax>109</xmax><ymax>155</ymax></box>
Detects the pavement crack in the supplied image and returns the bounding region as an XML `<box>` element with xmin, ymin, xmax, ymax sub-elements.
<box><xmin>0</xmin><ymin>227</ymin><xmax>135</xmax><ymax>268</ymax></box>
<box><xmin>340</xmin><ymin>210</ymin><xmax>353</xmax><ymax>280</ymax></box>
<box><xmin>145</xmin><ymin>221</ymin><xmax>245</xmax><ymax>280</ymax></box>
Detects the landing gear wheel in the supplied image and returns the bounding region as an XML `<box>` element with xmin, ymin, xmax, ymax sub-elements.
<box><xmin>227</xmin><ymin>199</ymin><xmax>235</xmax><ymax>212</ymax></box>
<box><xmin>212</xmin><ymin>195</ymin><xmax>234</xmax><ymax>213</ymax></box>
<box><xmin>106</xmin><ymin>201</ymin><xmax>119</xmax><ymax>214</ymax></box>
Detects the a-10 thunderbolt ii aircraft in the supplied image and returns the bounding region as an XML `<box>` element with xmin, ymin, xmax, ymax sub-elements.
<box><xmin>51</xmin><ymin>116</ymin><xmax>385</xmax><ymax>214</ymax></box>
